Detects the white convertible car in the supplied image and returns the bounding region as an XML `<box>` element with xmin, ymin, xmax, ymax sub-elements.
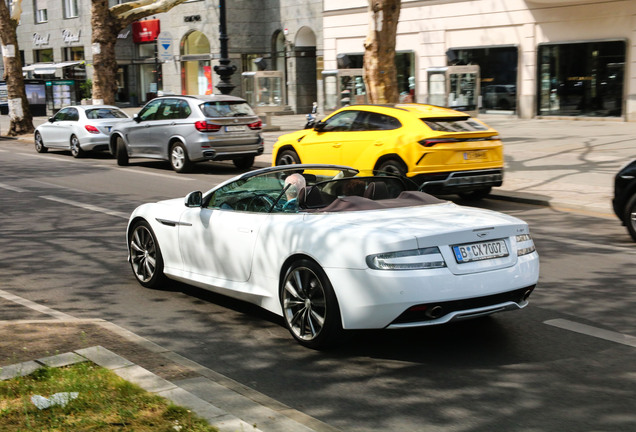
<box><xmin>127</xmin><ymin>165</ymin><xmax>539</xmax><ymax>349</ymax></box>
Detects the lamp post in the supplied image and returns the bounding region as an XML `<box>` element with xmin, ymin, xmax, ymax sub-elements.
<box><xmin>214</xmin><ymin>0</ymin><xmax>235</xmax><ymax>94</ymax></box>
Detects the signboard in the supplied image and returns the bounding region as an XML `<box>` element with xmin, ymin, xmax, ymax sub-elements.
<box><xmin>157</xmin><ymin>31</ymin><xmax>173</xmax><ymax>61</ymax></box>
<box><xmin>132</xmin><ymin>19</ymin><xmax>160</xmax><ymax>43</ymax></box>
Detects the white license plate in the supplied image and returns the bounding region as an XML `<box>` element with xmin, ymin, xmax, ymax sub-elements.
<box><xmin>452</xmin><ymin>239</ymin><xmax>509</xmax><ymax>263</ymax></box>
<box><xmin>225</xmin><ymin>125</ymin><xmax>246</xmax><ymax>132</ymax></box>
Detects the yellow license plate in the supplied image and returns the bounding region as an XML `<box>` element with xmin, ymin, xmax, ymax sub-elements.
<box><xmin>464</xmin><ymin>150</ymin><xmax>488</xmax><ymax>161</ymax></box>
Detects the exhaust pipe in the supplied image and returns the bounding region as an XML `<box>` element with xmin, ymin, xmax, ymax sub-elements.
<box><xmin>522</xmin><ymin>289</ymin><xmax>533</xmax><ymax>301</ymax></box>
<box><xmin>426</xmin><ymin>305</ymin><xmax>444</xmax><ymax>319</ymax></box>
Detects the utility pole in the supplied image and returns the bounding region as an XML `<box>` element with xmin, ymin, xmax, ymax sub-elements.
<box><xmin>214</xmin><ymin>0</ymin><xmax>235</xmax><ymax>94</ymax></box>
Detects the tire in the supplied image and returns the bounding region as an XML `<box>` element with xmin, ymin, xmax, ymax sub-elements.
<box><xmin>170</xmin><ymin>142</ymin><xmax>192</xmax><ymax>173</ymax></box>
<box><xmin>34</xmin><ymin>132</ymin><xmax>48</xmax><ymax>153</ymax></box>
<box><xmin>275</xmin><ymin>148</ymin><xmax>301</xmax><ymax>166</ymax></box>
<box><xmin>128</xmin><ymin>220</ymin><xmax>166</xmax><ymax>289</ymax></box>
<box><xmin>280</xmin><ymin>258</ymin><xmax>343</xmax><ymax>349</ymax></box>
<box><xmin>624</xmin><ymin>193</ymin><xmax>636</xmax><ymax>241</ymax></box>
<box><xmin>458</xmin><ymin>187</ymin><xmax>492</xmax><ymax>201</ymax></box>
<box><xmin>376</xmin><ymin>158</ymin><xmax>407</xmax><ymax>176</ymax></box>
<box><xmin>70</xmin><ymin>135</ymin><xmax>85</xmax><ymax>158</ymax></box>
<box><xmin>233</xmin><ymin>155</ymin><xmax>255</xmax><ymax>170</ymax></box>
<box><xmin>116</xmin><ymin>137</ymin><xmax>129</xmax><ymax>166</ymax></box>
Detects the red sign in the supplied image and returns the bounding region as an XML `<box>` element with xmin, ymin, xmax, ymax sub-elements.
<box><xmin>132</xmin><ymin>19</ymin><xmax>160</xmax><ymax>43</ymax></box>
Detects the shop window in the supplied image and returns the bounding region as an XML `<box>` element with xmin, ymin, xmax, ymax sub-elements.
<box><xmin>180</xmin><ymin>30</ymin><xmax>212</xmax><ymax>95</ymax></box>
<box><xmin>453</xmin><ymin>47</ymin><xmax>518</xmax><ymax>113</ymax></box>
<box><xmin>538</xmin><ymin>41</ymin><xmax>625</xmax><ymax>118</ymax></box>
<box><xmin>34</xmin><ymin>0</ymin><xmax>47</xmax><ymax>23</ymax></box>
<box><xmin>63</xmin><ymin>0</ymin><xmax>78</xmax><ymax>18</ymax></box>
<box><xmin>34</xmin><ymin>48</ymin><xmax>53</xmax><ymax>63</ymax></box>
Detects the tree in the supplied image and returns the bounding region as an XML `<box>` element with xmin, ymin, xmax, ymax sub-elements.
<box><xmin>91</xmin><ymin>0</ymin><xmax>188</xmax><ymax>105</ymax></box>
<box><xmin>0</xmin><ymin>0</ymin><xmax>34</xmax><ymax>136</ymax></box>
<box><xmin>363</xmin><ymin>0</ymin><xmax>401</xmax><ymax>104</ymax></box>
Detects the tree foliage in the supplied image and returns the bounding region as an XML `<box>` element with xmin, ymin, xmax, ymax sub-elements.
<box><xmin>363</xmin><ymin>0</ymin><xmax>401</xmax><ymax>104</ymax></box>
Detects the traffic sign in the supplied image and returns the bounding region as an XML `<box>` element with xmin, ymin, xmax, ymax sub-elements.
<box><xmin>157</xmin><ymin>31</ymin><xmax>173</xmax><ymax>61</ymax></box>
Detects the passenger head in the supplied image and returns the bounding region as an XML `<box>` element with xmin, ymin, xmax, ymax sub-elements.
<box><xmin>284</xmin><ymin>173</ymin><xmax>306</xmax><ymax>200</ymax></box>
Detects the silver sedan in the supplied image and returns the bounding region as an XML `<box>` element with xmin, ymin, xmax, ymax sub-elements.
<box><xmin>34</xmin><ymin>105</ymin><xmax>130</xmax><ymax>158</ymax></box>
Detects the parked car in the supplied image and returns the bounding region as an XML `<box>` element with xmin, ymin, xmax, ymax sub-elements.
<box><xmin>34</xmin><ymin>105</ymin><xmax>130</xmax><ymax>158</ymax></box>
<box><xmin>109</xmin><ymin>95</ymin><xmax>264</xmax><ymax>173</ymax></box>
<box><xmin>482</xmin><ymin>84</ymin><xmax>516</xmax><ymax>110</ymax></box>
<box><xmin>612</xmin><ymin>159</ymin><xmax>636</xmax><ymax>241</ymax></box>
<box><xmin>272</xmin><ymin>103</ymin><xmax>503</xmax><ymax>200</ymax></box>
<box><xmin>126</xmin><ymin>164</ymin><xmax>539</xmax><ymax>349</ymax></box>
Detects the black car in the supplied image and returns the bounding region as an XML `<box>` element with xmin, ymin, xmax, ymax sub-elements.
<box><xmin>613</xmin><ymin>159</ymin><xmax>636</xmax><ymax>241</ymax></box>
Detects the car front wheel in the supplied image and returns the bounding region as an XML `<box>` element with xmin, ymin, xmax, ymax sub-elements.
<box><xmin>70</xmin><ymin>135</ymin><xmax>85</xmax><ymax>158</ymax></box>
<box><xmin>170</xmin><ymin>142</ymin><xmax>192</xmax><ymax>173</ymax></box>
<box><xmin>624</xmin><ymin>193</ymin><xmax>636</xmax><ymax>241</ymax></box>
<box><xmin>35</xmin><ymin>132</ymin><xmax>48</xmax><ymax>153</ymax></box>
<box><xmin>129</xmin><ymin>221</ymin><xmax>166</xmax><ymax>288</ymax></box>
<box><xmin>276</xmin><ymin>149</ymin><xmax>300</xmax><ymax>166</ymax></box>
<box><xmin>280</xmin><ymin>259</ymin><xmax>343</xmax><ymax>349</ymax></box>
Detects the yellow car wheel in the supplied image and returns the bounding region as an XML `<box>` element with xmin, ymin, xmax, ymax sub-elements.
<box><xmin>276</xmin><ymin>149</ymin><xmax>301</xmax><ymax>166</ymax></box>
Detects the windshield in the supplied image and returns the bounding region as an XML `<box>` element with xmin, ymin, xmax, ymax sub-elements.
<box><xmin>85</xmin><ymin>108</ymin><xmax>129</xmax><ymax>119</ymax></box>
<box><xmin>200</xmin><ymin>101</ymin><xmax>256</xmax><ymax>117</ymax></box>
<box><xmin>205</xmin><ymin>167</ymin><xmax>418</xmax><ymax>214</ymax></box>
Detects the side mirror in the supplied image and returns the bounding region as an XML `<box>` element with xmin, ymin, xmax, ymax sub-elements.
<box><xmin>184</xmin><ymin>191</ymin><xmax>203</xmax><ymax>208</ymax></box>
<box><xmin>313</xmin><ymin>121</ymin><xmax>326</xmax><ymax>132</ymax></box>
<box><xmin>133</xmin><ymin>113</ymin><xmax>141</xmax><ymax>123</ymax></box>
<box><xmin>48</xmin><ymin>117</ymin><xmax>55</xmax><ymax>123</ymax></box>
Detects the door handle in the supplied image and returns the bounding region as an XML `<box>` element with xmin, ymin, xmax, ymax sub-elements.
<box><xmin>374</xmin><ymin>141</ymin><xmax>383</xmax><ymax>146</ymax></box>
<box><xmin>332</xmin><ymin>143</ymin><xmax>341</xmax><ymax>148</ymax></box>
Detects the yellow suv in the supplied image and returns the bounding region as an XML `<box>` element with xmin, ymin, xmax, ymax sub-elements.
<box><xmin>272</xmin><ymin>104</ymin><xmax>503</xmax><ymax>199</ymax></box>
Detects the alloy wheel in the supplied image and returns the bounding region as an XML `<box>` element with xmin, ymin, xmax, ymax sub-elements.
<box><xmin>282</xmin><ymin>266</ymin><xmax>327</xmax><ymax>341</ymax></box>
<box><xmin>171</xmin><ymin>145</ymin><xmax>186</xmax><ymax>171</ymax></box>
<box><xmin>130</xmin><ymin>224</ymin><xmax>157</xmax><ymax>283</ymax></box>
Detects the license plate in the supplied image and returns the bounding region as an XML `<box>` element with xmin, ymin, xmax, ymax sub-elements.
<box><xmin>452</xmin><ymin>239</ymin><xmax>509</xmax><ymax>263</ymax></box>
<box><xmin>225</xmin><ymin>125</ymin><xmax>246</xmax><ymax>132</ymax></box>
<box><xmin>464</xmin><ymin>150</ymin><xmax>487</xmax><ymax>160</ymax></box>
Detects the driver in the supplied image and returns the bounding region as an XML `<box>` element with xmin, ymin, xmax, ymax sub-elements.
<box><xmin>283</xmin><ymin>173</ymin><xmax>306</xmax><ymax>211</ymax></box>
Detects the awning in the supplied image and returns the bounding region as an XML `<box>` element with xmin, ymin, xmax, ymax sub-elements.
<box><xmin>22</xmin><ymin>61</ymin><xmax>82</xmax><ymax>75</ymax></box>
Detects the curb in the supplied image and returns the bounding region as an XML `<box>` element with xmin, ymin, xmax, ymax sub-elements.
<box><xmin>0</xmin><ymin>318</ymin><xmax>340</xmax><ymax>432</ymax></box>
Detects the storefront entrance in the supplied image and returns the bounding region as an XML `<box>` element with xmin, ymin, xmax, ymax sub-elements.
<box><xmin>538</xmin><ymin>40</ymin><xmax>625</xmax><ymax>118</ymax></box>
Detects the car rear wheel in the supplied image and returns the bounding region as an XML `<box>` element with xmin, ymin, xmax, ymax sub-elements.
<box><xmin>624</xmin><ymin>193</ymin><xmax>636</xmax><ymax>241</ymax></box>
<box><xmin>129</xmin><ymin>221</ymin><xmax>166</xmax><ymax>288</ymax></box>
<box><xmin>70</xmin><ymin>135</ymin><xmax>85</xmax><ymax>158</ymax></box>
<box><xmin>233</xmin><ymin>155</ymin><xmax>254</xmax><ymax>169</ymax></box>
<box><xmin>276</xmin><ymin>149</ymin><xmax>300</xmax><ymax>166</ymax></box>
<box><xmin>377</xmin><ymin>158</ymin><xmax>407</xmax><ymax>176</ymax></box>
<box><xmin>35</xmin><ymin>132</ymin><xmax>48</xmax><ymax>153</ymax></box>
<box><xmin>170</xmin><ymin>142</ymin><xmax>192</xmax><ymax>173</ymax></box>
<box><xmin>116</xmin><ymin>137</ymin><xmax>129</xmax><ymax>166</ymax></box>
<box><xmin>459</xmin><ymin>187</ymin><xmax>492</xmax><ymax>201</ymax></box>
<box><xmin>280</xmin><ymin>258</ymin><xmax>343</xmax><ymax>349</ymax></box>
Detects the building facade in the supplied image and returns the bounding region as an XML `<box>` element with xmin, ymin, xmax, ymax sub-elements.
<box><xmin>5</xmin><ymin>0</ymin><xmax>322</xmax><ymax>113</ymax></box>
<box><xmin>323</xmin><ymin>0</ymin><xmax>636</xmax><ymax>121</ymax></box>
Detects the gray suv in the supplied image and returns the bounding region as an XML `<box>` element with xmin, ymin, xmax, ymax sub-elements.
<box><xmin>110</xmin><ymin>95</ymin><xmax>264</xmax><ymax>172</ymax></box>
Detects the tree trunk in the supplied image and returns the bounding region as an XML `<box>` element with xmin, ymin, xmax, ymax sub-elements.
<box><xmin>0</xmin><ymin>0</ymin><xmax>34</xmax><ymax>136</ymax></box>
<box><xmin>363</xmin><ymin>0</ymin><xmax>401</xmax><ymax>104</ymax></box>
<box><xmin>91</xmin><ymin>0</ymin><xmax>122</xmax><ymax>105</ymax></box>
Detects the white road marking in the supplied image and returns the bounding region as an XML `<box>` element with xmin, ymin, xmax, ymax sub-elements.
<box><xmin>0</xmin><ymin>182</ymin><xmax>27</xmax><ymax>193</ymax></box>
<box><xmin>545</xmin><ymin>318</ymin><xmax>636</xmax><ymax>348</ymax></box>
<box><xmin>0</xmin><ymin>289</ymin><xmax>77</xmax><ymax>321</ymax></box>
<box><xmin>41</xmin><ymin>195</ymin><xmax>129</xmax><ymax>219</ymax></box>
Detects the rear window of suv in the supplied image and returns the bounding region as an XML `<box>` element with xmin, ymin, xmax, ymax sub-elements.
<box><xmin>421</xmin><ymin>117</ymin><xmax>488</xmax><ymax>132</ymax></box>
<box><xmin>200</xmin><ymin>101</ymin><xmax>256</xmax><ymax>118</ymax></box>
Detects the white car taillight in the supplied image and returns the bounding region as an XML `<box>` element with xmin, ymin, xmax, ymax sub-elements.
<box><xmin>516</xmin><ymin>234</ymin><xmax>536</xmax><ymax>256</ymax></box>
<box><xmin>367</xmin><ymin>247</ymin><xmax>446</xmax><ymax>270</ymax></box>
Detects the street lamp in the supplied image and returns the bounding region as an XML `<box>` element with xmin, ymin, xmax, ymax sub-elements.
<box><xmin>214</xmin><ymin>0</ymin><xmax>235</xmax><ymax>94</ymax></box>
